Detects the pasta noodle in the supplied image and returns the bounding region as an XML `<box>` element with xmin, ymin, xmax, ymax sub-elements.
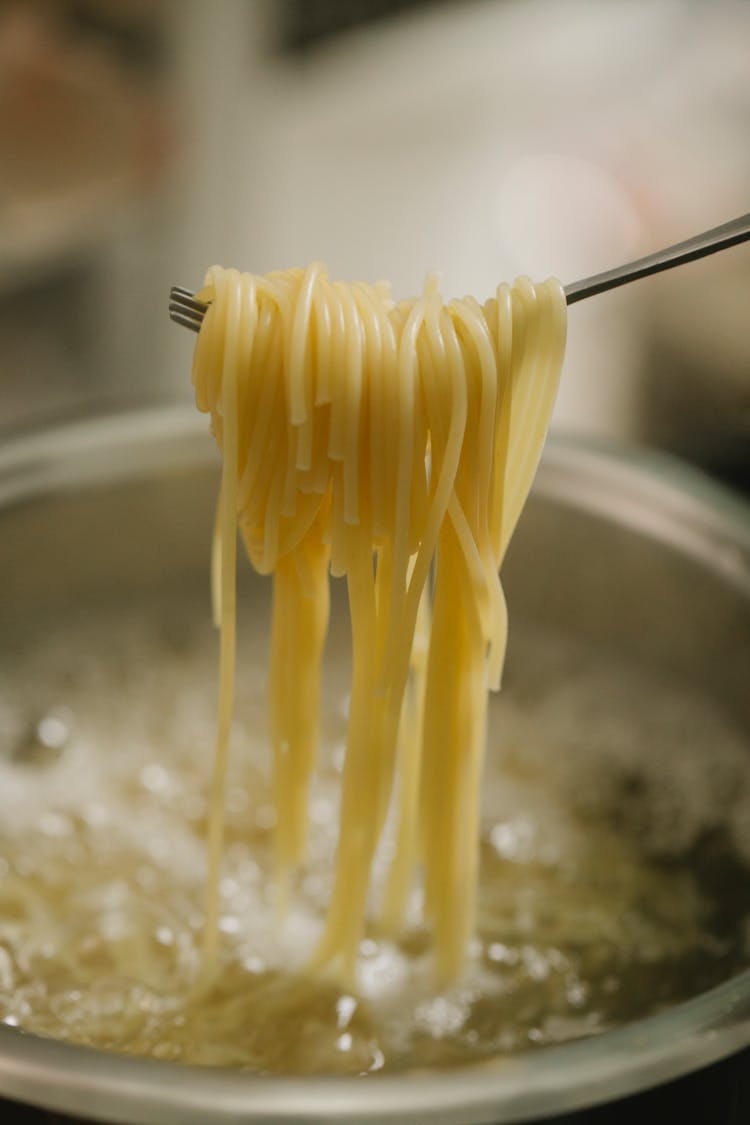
<box><xmin>190</xmin><ymin>264</ymin><xmax>567</xmax><ymax>985</ymax></box>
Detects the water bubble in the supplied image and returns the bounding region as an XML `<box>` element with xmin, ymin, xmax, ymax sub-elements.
<box><xmin>566</xmin><ymin>979</ymin><xmax>588</xmax><ymax>1008</ymax></box>
<box><xmin>218</xmin><ymin>916</ymin><xmax>241</xmax><ymax>936</ymax></box>
<box><xmin>37</xmin><ymin>714</ymin><xmax>70</xmax><ymax>751</ymax></box>
<box><xmin>310</xmin><ymin>798</ymin><xmax>333</xmax><ymax>825</ymax></box>
<box><xmin>521</xmin><ymin>946</ymin><xmax>549</xmax><ymax>981</ymax></box>
<box><xmin>336</xmin><ymin>994</ymin><xmax>357</xmax><ymax>1029</ymax></box>
<box><xmin>487</xmin><ymin>942</ymin><xmax>518</xmax><ymax>965</ymax></box>
<box><xmin>367</xmin><ymin>1046</ymin><xmax>385</xmax><ymax>1072</ymax></box>
<box><xmin>414</xmin><ymin>996</ymin><xmax>467</xmax><ymax>1038</ymax></box>
<box><xmin>140</xmin><ymin>764</ymin><xmax>171</xmax><ymax>794</ymax></box>
<box><xmin>13</xmin><ymin>708</ymin><xmax>71</xmax><ymax>766</ymax></box>
<box><xmin>490</xmin><ymin>816</ymin><xmax>536</xmax><ymax>862</ymax></box>
<box><xmin>547</xmin><ymin>948</ymin><xmax>570</xmax><ymax>972</ymax></box>
<box><xmin>39</xmin><ymin>812</ymin><xmax>71</xmax><ymax>838</ymax></box>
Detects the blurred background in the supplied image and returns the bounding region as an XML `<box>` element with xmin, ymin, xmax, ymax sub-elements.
<box><xmin>1</xmin><ymin>0</ymin><xmax>748</xmax><ymax>487</ymax></box>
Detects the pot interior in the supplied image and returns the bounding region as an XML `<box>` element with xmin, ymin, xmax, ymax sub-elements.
<box><xmin>0</xmin><ymin>414</ymin><xmax>748</xmax><ymax>1115</ymax></box>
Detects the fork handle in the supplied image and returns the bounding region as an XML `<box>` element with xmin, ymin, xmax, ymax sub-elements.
<box><xmin>169</xmin><ymin>212</ymin><xmax>750</xmax><ymax>329</ymax></box>
<box><xmin>564</xmin><ymin>212</ymin><xmax>750</xmax><ymax>305</ymax></box>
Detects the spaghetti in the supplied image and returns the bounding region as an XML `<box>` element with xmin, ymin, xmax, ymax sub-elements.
<box><xmin>191</xmin><ymin>264</ymin><xmax>566</xmax><ymax>985</ymax></box>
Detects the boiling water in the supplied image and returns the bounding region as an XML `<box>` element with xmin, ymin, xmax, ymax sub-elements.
<box><xmin>0</xmin><ymin>588</ymin><xmax>748</xmax><ymax>1074</ymax></box>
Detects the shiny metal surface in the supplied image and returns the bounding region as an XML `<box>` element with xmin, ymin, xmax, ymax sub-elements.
<box><xmin>0</xmin><ymin>408</ymin><xmax>748</xmax><ymax>1124</ymax></box>
<box><xmin>563</xmin><ymin>211</ymin><xmax>750</xmax><ymax>304</ymax></box>
<box><xmin>166</xmin><ymin>212</ymin><xmax>750</xmax><ymax>334</ymax></box>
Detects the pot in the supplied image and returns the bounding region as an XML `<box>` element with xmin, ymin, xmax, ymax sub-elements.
<box><xmin>0</xmin><ymin>408</ymin><xmax>748</xmax><ymax>1124</ymax></box>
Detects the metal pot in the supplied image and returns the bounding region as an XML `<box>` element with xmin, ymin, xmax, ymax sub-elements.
<box><xmin>0</xmin><ymin>409</ymin><xmax>748</xmax><ymax>1124</ymax></box>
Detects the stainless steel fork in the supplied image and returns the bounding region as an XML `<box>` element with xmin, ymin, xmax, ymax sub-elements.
<box><xmin>169</xmin><ymin>211</ymin><xmax>750</xmax><ymax>331</ymax></box>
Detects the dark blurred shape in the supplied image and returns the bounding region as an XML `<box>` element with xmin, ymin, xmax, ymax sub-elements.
<box><xmin>639</xmin><ymin>253</ymin><xmax>750</xmax><ymax>496</ymax></box>
<box><xmin>279</xmin><ymin>0</ymin><xmax>450</xmax><ymax>51</ymax></box>
<box><xmin>62</xmin><ymin>0</ymin><xmax>166</xmax><ymax>72</ymax></box>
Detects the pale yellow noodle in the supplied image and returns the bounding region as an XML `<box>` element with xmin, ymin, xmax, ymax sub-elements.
<box><xmin>190</xmin><ymin>263</ymin><xmax>566</xmax><ymax>984</ymax></box>
<box><xmin>199</xmin><ymin>267</ymin><xmax>241</xmax><ymax>969</ymax></box>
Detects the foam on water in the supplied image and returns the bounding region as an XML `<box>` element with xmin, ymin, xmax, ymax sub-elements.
<box><xmin>0</xmin><ymin>591</ymin><xmax>748</xmax><ymax>1073</ymax></box>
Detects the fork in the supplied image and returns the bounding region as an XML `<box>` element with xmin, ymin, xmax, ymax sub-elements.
<box><xmin>169</xmin><ymin>212</ymin><xmax>750</xmax><ymax>331</ymax></box>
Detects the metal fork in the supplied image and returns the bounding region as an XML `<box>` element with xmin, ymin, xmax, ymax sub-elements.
<box><xmin>169</xmin><ymin>212</ymin><xmax>750</xmax><ymax>331</ymax></box>
<box><xmin>168</xmin><ymin>285</ymin><xmax>208</xmax><ymax>333</ymax></box>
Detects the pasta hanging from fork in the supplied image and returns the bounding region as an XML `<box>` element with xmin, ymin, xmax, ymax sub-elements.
<box><xmin>190</xmin><ymin>263</ymin><xmax>567</xmax><ymax>985</ymax></box>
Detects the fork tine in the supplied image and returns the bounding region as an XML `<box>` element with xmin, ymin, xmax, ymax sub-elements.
<box><xmin>169</xmin><ymin>303</ymin><xmax>206</xmax><ymax>323</ymax></box>
<box><xmin>169</xmin><ymin>285</ymin><xmax>209</xmax><ymax>331</ymax></box>
<box><xmin>168</xmin><ymin>308</ymin><xmax>203</xmax><ymax>332</ymax></box>
<box><xmin>168</xmin><ymin>300</ymin><xmax>204</xmax><ymax>319</ymax></box>
<box><xmin>170</xmin><ymin>286</ymin><xmax>207</xmax><ymax>305</ymax></box>
<box><xmin>169</xmin><ymin>289</ymin><xmax>208</xmax><ymax>313</ymax></box>
<box><xmin>169</xmin><ymin>296</ymin><xmax>204</xmax><ymax>317</ymax></box>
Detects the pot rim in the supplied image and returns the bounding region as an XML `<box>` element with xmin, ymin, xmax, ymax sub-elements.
<box><xmin>0</xmin><ymin>406</ymin><xmax>748</xmax><ymax>1124</ymax></box>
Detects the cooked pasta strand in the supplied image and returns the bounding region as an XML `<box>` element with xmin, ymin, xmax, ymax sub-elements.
<box><xmin>190</xmin><ymin>263</ymin><xmax>566</xmax><ymax>982</ymax></box>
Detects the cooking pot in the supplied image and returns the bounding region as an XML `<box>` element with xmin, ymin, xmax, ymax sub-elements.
<box><xmin>0</xmin><ymin>408</ymin><xmax>748</xmax><ymax>1123</ymax></box>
